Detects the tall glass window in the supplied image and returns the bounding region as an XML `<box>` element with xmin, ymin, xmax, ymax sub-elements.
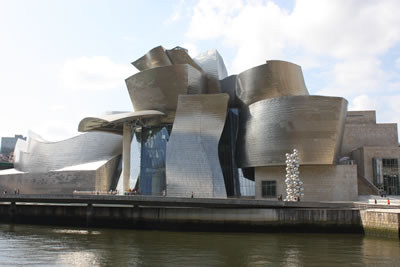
<box><xmin>382</xmin><ymin>158</ymin><xmax>399</xmax><ymax>195</ymax></box>
<box><xmin>131</xmin><ymin>125</ymin><xmax>172</xmax><ymax>195</ymax></box>
<box><xmin>373</xmin><ymin>158</ymin><xmax>399</xmax><ymax>195</ymax></box>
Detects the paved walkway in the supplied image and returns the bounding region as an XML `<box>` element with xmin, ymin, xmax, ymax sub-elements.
<box><xmin>358</xmin><ymin>195</ymin><xmax>400</xmax><ymax>206</ymax></box>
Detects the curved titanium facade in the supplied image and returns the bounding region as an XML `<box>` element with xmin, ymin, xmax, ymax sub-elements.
<box><xmin>0</xmin><ymin>155</ymin><xmax>121</xmax><ymax>194</ymax></box>
<box><xmin>236</xmin><ymin>60</ymin><xmax>309</xmax><ymax>106</ymax></box>
<box><xmin>166</xmin><ymin>94</ymin><xmax>229</xmax><ymax>198</ymax></box>
<box><xmin>166</xmin><ymin>48</ymin><xmax>202</xmax><ymax>72</ymax></box>
<box><xmin>220</xmin><ymin>75</ymin><xmax>238</xmax><ymax>107</ymax></box>
<box><xmin>132</xmin><ymin>46</ymin><xmax>172</xmax><ymax>71</ymax></box>
<box><xmin>14</xmin><ymin>132</ymin><xmax>122</xmax><ymax>173</ymax></box>
<box><xmin>237</xmin><ymin>95</ymin><xmax>348</xmax><ymax>167</ymax></box>
<box><xmin>125</xmin><ymin>64</ymin><xmax>206</xmax><ymax>113</ymax></box>
<box><xmin>132</xmin><ymin>45</ymin><xmax>202</xmax><ymax>72</ymax></box>
<box><xmin>194</xmin><ymin>49</ymin><xmax>228</xmax><ymax>94</ymax></box>
<box><xmin>78</xmin><ymin>110</ymin><xmax>166</xmax><ymax>134</ymax></box>
<box><xmin>194</xmin><ymin>49</ymin><xmax>228</xmax><ymax>80</ymax></box>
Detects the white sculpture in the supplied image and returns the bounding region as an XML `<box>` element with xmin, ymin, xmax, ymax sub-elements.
<box><xmin>284</xmin><ymin>149</ymin><xmax>304</xmax><ymax>201</ymax></box>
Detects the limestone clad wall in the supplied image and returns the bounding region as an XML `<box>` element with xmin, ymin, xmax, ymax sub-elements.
<box><xmin>255</xmin><ymin>165</ymin><xmax>358</xmax><ymax>201</ymax></box>
<box><xmin>341</xmin><ymin>123</ymin><xmax>398</xmax><ymax>157</ymax></box>
<box><xmin>351</xmin><ymin>146</ymin><xmax>400</xmax><ymax>184</ymax></box>
<box><xmin>345</xmin><ymin>111</ymin><xmax>376</xmax><ymax>124</ymax></box>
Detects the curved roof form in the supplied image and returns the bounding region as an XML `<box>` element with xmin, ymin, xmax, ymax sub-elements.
<box><xmin>78</xmin><ymin>110</ymin><xmax>166</xmax><ymax>133</ymax></box>
<box><xmin>132</xmin><ymin>45</ymin><xmax>202</xmax><ymax>72</ymax></box>
<box><xmin>236</xmin><ymin>95</ymin><xmax>348</xmax><ymax>167</ymax></box>
<box><xmin>132</xmin><ymin>46</ymin><xmax>172</xmax><ymax>71</ymax></box>
<box><xmin>125</xmin><ymin>64</ymin><xmax>206</xmax><ymax>113</ymax></box>
<box><xmin>236</xmin><ymin>60</ymin><xmax>309</xmax><ymax>106</ymax></box>
<box><xmin>166</xmin><ymin>47</ymin><xmax>202</xmax><ymax>72</ymax></box>
<box><xmin>13</xmin><ymin>131</ymin><xmax>122</xmax><ymax>173</ymax></box>
<box><xmin>130</xmin><ymin>46</ymin><xmax>229</xmax><ymax>95</ymax></box>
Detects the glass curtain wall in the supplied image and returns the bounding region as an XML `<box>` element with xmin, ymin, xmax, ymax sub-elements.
<box><xmin>218</xmin><ymin>108</ymin><xmax>241</xmax><ymax>197</ymax></box>
<box><xmin>131</xmin><ymin>125</ymin><xmax>172</xmax><ymax>195</ymax></box>
<box><xmin>382</xmin><ymin>158</ymin><xmax>399</xmax><ymax>195</ymax></box>
<box><xmin>373</xmin><ymin>158</ymin><xmax>400</xmax><ymax>195</ymax></box>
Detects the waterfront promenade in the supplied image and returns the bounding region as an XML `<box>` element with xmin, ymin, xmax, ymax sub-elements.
<box><xmin>0</xmin><ymin>194</ymin><xmax>358</xmax><ymax>208</ymax></box>
<box><xmin>0</xmin><ymin>193</ymin><xmax>399</xmax><ymax>209</ymax></box>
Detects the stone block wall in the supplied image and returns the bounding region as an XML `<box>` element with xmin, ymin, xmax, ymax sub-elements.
<box><xmin>351</xmin><ymin>146</ymin><xmax>400</xmax><ymax>184</ymax></box>
<box><xmin>360</xmin><ymin>209</ymin><xmax>400</xmax><ymax>238</ymax></box>
<box><xmin>341</xmin><ymin>124</ymin><xmax>398</xmax><ymax>157</ymax></box>
<box><xmin>255</xmin><ymin>165</ymin><xmax>358</xmax><ymax>201</ymax></box>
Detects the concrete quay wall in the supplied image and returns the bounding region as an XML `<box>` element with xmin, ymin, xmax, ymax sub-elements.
<box><xmin>0</xmin><ymin>203</ymin><xmax>363</xmax><ymax>233</ymax></box>
<box><xmin>360</xmin><ymin>209</ymin><xmax>400</xmax><ymax>239</ymax></box>
<box><xmin>0</xmin><ymin>196</ymin><xmax>398</xmax><ymax>238</ymax></box>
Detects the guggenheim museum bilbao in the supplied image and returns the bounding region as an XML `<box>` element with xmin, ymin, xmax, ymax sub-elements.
<box><xmin>0</xmin><ymin>46</ymin><xmax>399</xmax><ymax>201</ymax></box>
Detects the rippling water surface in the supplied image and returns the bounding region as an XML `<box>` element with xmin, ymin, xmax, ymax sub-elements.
<box><xmin>0</xmin><ymin>224</ymin><xmax>399</xmax><ymax>266</ymax></box>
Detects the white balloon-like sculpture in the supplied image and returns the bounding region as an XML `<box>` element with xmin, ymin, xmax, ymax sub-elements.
<box><xmin>284</xmin><ymin>149</ymin><xmax>304</xmax><ymax>201</ymax></box>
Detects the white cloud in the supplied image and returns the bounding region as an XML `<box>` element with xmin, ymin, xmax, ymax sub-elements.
<box><xmin>61</xmin><ymin>56</ymin><xmax>134</xmax><ymax>91</ymax></box>
<box><xmin>316</xmin><ymin>58</ymin><xmax>389</xmax><ymax>98</ymax></box>
<box><xmin>166</xmin><ymin>0</ymin><xmax>186</xmax><ymax>23</ymax></box>
<box><xmin>186</xmin><ymin>0</ymin><xmax>243</xmax><ymax>40</ymax></box>
<box><xmin>349</xmin><ymin>94</ymin><xmax>378</xmax><ymax>111</ymax></box>
<box><xmin>187</xmin><ymin>0</ymin><xmax>289</xmax><ymax>72</ymax></box>
<box><xmin>30</xmin><ymin>120</ymin><xmax>80</xmax><ymax>142</ymax></box>
<box><xmin>186</xmin><ymin>0</ymin><xmax>400</xmax><ymax>72</ymax></box>
<box><xmin>288</xmin><ymin>0</ymin><xmax>400</xmax><ymax>59</ymax></box>
<box><xmin>183</xmin><ymin>0</ymin><xmax>400</xmax><ymax>140</ymax></box>
<box><xmin>181</xmin><ymin>42</ymin><xmax>199</xmax><ymax>57</ymax></box>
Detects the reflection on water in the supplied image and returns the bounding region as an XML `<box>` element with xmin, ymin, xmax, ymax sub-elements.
<box><xmin>0</xmin><ymin>224</ymin><xmax>399</xmax><ymax>266</ymax></box>
<box><xmin>52</xmin><ymin>229</ymin><xmax>101</xmax><ymax>235</ymax></box>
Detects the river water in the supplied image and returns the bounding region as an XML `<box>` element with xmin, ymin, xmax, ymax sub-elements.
<box><xmin>0</xmin><ymin>224</ymin><xmax>399</xmax><ymax>267</ymax></box>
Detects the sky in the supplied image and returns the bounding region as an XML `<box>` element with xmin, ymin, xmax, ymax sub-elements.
<box><xmin>0</xmin><ymin>0</ymin><xmax>399</xmax><ymax>142</ymax></box>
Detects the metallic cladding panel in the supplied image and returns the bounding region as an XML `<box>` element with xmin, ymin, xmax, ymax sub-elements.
<box><xmin>166</xmin><ymin>94</ymin><xmax>229</xmax><ymax>198</ymax></box>
<box><xmin>220</xmin><ymin>75</ymin><xmax>237</xmax><ymax>107</ymax></box>
<box><xmin>78</xmin><ymin>110</ymin><xmax>165</xmax><ymax>134</ymax></box>
<box><xmin>166</xmin><ymin>48</ymin><xmax>203</xmax><ymax>72</ymax></box>
<box><xmin>95</xmin><ymin>155</ymin><xmax>122</xmax><ymax>191</ymax></box>
<box><xmin>194</xmin><ymin>49</ymin><xmax>228</xmax><ymax>94</ymax></box>
<box><xmin>0</xmin><ymin>156</ymin><xmax>120</xmax><ymax>194</ymax></box>
<box><xmin>131</xmin><ymin>46</ymin><xmax>172</xmax><ymax>71</ymax></box>
<box><xmin>0</xmin><ymin>170</ymin><xmax>97</xmax><ymax>194</ymax></box>
<box><xmin>237</xmin><ymin>95</ymin><xmax>348</xmax><ymax>167</ymax></box>
<box><xmin>236</xmin><ymin>60</ymin><xmax>309</xmax><ymax>106</ymax></box>
<box><xmin>125</xmin><ymin>64</ymin><xmax>206</xmax><ymax>112</ymax></box>
<box><xmin>132</xmin><ymin>45</ymin><xmax>203</xmax><ymax>72</ymax></box>
<box><xmin>14</xmin><ymin>132</ymin><xmax>122</xmax><ymax>173</ymax></box>
<box><xmin>194</xmin><ymin>49</ymin><xmax>228</xmax><ymax>79</ymax></box>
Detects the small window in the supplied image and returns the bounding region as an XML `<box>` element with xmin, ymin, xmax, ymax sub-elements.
<box><xmin>262</xmin><ymin>181</ymin><xmax>276</xmax><ymax>198</ymax></box>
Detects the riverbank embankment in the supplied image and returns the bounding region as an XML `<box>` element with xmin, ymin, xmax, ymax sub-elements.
<box><xmin>0</xmin><ymin>195</ymin><xmax>398</xmax><ymax>239</ymax></box>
